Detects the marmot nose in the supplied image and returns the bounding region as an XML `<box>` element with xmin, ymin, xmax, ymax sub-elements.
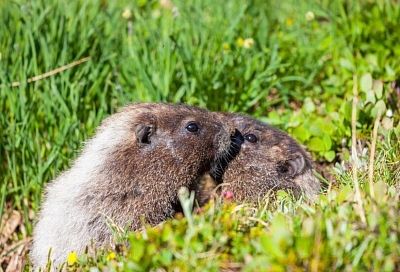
<box><xmin>231</xmin><ymin>129</ymin><xmax>244</xmax><ymax>145</ymax></box>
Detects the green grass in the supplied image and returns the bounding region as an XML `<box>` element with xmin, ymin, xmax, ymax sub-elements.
<box><xmin>0</xmin><ymin>0</ymin><xmax>399</xmax><ymax>270</ymax></box>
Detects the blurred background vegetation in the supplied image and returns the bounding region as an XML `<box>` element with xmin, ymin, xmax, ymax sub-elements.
<box><xmin>0</xmin><ymin>0</ymin><xmax>399</xmax><ymax>270</ymax></box>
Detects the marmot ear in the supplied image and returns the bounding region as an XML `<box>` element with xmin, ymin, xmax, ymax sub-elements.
<box><xmin>287</xmin><ymin>155</ymin><xmax>305</xmax><ymax>177</ymax></box>
<box><xmin>135</xmin><ymin>124</ymin><xmax>155</xmax><ymax>144</ymax></box>
<box><xmin>278</xmin><ymin>154</ymin><xmax>306</xmax><ymax>178</ymax></box>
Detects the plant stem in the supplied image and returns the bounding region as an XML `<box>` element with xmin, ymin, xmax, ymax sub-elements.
<box><xmin>351</xmin><ymin>74</ymin><xmax>366</xmax><ymax>224</ymax></box>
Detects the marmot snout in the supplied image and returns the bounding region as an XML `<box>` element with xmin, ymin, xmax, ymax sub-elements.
<box><xmin>197</xmin><ymin>113</ymin><xmax>320</xmax><ymax>205</ymax></box>
<box><xmin>31</xmin><ymin>103</ymin><xmax>242</xmax><ymax>269</ymax></box>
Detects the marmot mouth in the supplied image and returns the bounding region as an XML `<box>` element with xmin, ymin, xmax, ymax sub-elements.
<box><xmin>210</xmin><ymin>129</ymin><xmax>244</xmax><ymax>182</ymax></box>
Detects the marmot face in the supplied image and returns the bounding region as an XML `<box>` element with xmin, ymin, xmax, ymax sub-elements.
<box><xmin>221</xmin><ymin>114</ymin><xmax>320</xmax><ymax>202</ymax></box>
<box><xmin>196</xmin><ymin>113</ymin><xmax>320</xmax><ymax>204</ymax></box>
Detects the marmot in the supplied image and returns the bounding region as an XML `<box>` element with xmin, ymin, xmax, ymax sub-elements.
<box><xmin>31</xmin><ymin>103</ymin><xmax>243</xmax><ymax>269</ymax></box>
<box><xmin>196</xmin><ymin>113</ymin><xmax>320</xmax><ymax>205</ymax></box>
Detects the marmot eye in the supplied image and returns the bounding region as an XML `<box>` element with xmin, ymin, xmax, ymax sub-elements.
<box><xmin>244</xmin><ymin>133</ymin><xmax>258</xmax><ymax>143</ymax></box>
<box><xmin>186</xmin><ymin>122</ymin><xmax>200</xmax><ymax>133</ymax></box>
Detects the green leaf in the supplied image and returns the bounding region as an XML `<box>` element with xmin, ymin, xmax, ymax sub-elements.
<box><xmin>260</xmin><ymin>214</ymin><xmax>291</xmax><ymax>260</ymax></box>
<box><xmin>371</xmin><ymin>100</ymin><xmax>386</xmax><ymax>117</ymax></box>
<box><xmin>292</xmin><ymin>126</ymin><xmax>311</xmax><ymax>142</ymax></box>
<box><xmin>303</xmin><ymin>98</ymin><xmax>316</xmax><ymax>113</ymax></box>
<box><xmin>337</xmin><ymin>185</ymin><xmax>353</xmax><ymax>203</ymax></box>
<box><xmin>385</xmin><ymin>65</ymin><xmax>396</xmax><ymax>79</ymax></box>
<box><xmin>295</xmin><ymin>237</ymin><xmax>312</xmax><ymax>259</ymax></box>
<box><xmin>161</xmin><ymin>224</ymin><xmax>173</xmax><ymax>242</ymax></box>
<box><xmin>130</xmin><ymin>239</ymin><xmax>145</xmax><ymax>262</ymax></box>
<box><xmin>361</xmin><ymin>73</ymin><xmax>375</xmax><ymax>104</ymax></box>
<box><xmin>159</xmin><ymin>249</ymin><xmax>173</xmax><ymax>266</ymax></box>
<box><xmin>287</xmin><ymin>113</ymin><xmax>302</xmax><ymax>128</ymax></box>
<box><xmin>339</xmin><ymin>58</ymin><xmax>354</xmax><ymax>71</ymax></box>
<box><xmin>308</xmin><ymin>137</ymin><xmax>326</xmax><ymax>152</ymax></box>
<box><xmin>260</xmin><ymin>234</ymin><xmax>284</xmax><ymax>259</ymax></box>
<box><xmin>340</xmin><ymin>102</ymin><xmax>352</xmax><ymax>122</ymax></box>
<box><xmin>309</xmin><ymin>122</ymin><xmax>323</xmax><ymax>136</ymax></box>
<box><xmin>352</xmin><ymin>237</ymin><xmax>372</xmax><ymax>266</ymax></box>
<box><xmin>322</xmin><ymin>134</ymin><xmax>332</xmax><ymax>150</ymax></box>
<box><xmin>270</xmin><ymin>214</ymin><xmax>291</xmax><ymax>244</ymax></box>
<box><xmin>323</xmin><ymin>150</ymin><xmax>336</xmax><ymax>162</ymax></box>
<box><xmin>372</xmin><ymin>80</ymin><xmax>383</xmax><ymax>99</ymax></box>
<box><xmin>360</xmin><ymin>73</ymin><xmax>373</xmax><ymax>93</ymax></box>
<box><xmin>366</xmin><ymin>54</ymin><xmax>378</xmax><ymax>67</ymax></box>
<box><xmin>308</xmin><ymin>118</ymin><xmax>335</xmax><ymax>137</ymax></box>
<box><xmin>365</xmin><ymin>89</ymin><xmax>376</xmax><ymax>105</ymax></box>
<box><xmin>373</xmin><ymin>179</ymin><xmax>388</xmax><ymax>203</ymax></box>
<box><xmin>266</xmin><ymin>111</ymin><xmax>284</xmax><ymax>126</ymax></box>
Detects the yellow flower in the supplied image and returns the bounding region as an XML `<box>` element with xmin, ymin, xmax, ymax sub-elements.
<box><xmin>106</xmin><ymin>251</ymin><xmax>116</xmax><ymax>261</ymax></box>
<box><xmin>305</xmin><ymin>11</ymin><xmax>315</xmax><ymax>21</ymax></box>
<box><xmin>122</xmin><ymin>8</ymin><xmax>132</xmax><ymax>19</ymax></box>
<box><xmin>223</xmin><ymin>42</ymin><xmax>230</xmax><ymax>51</ymax></box>
<box><xmin>236</xmin><ymin>37</ymin><xmax>244</xmax><ymax>47</ymax></box>
<box><xmin>243</xmin><ymin>38</ymin><xmax>254</xmax><ymax>49</ymax></box>
<box><xmin>286</xmin><ymin>18</ymin><xmax>294</xmax><ymax>26</ymax></box>
<box><xmin>237</xmin><ymin>38</ymin><xmax>254</xmax><ymax>49</ymax></box>
<box><xmin>67</xmin><ymin>251</ymin><xmax>78</xmax><ymax>266</ymax></box>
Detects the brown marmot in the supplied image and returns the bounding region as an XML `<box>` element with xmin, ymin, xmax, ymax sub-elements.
<box><xmin>30</xmin><ymin>103</ymin><xmax>243</xmax><ymax>269</ymax></box>
<box><xmin>196</xmin><ymin>113</ymin><xmax>320</xmax><ymax>205</ymax></box>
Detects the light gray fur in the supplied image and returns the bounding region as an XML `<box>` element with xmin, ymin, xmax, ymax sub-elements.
<box><xmin>30</xmin><ymin>111</ymin><xmax>131</xmax><ymax>269</ymax></box>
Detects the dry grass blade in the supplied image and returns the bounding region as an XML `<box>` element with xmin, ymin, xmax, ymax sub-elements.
<box><xmin>0</xmin><ymin>209</ymin><xmax>30</xmax><ymax>272</ymax></box>
<box><xmin>368</xmin><ymin>112</ymin><xmax>381</xmax><ymax>199</ymax></box>
<box><xmin>351</xmin><ymin>75</ymin><xmax>366</xmax><ymax>224</ymax></box>
<box><xmin>10</xmin><ymin>57</ymin><xmax>91</xmax><ymax>87</ymax></box>
<box><xmin>311</xmin><ymin>222</ymin><xmax>322</xmax><ymax>272</ymax></box>
<box><xmin>247</xmin><ymin>216</ymin><xmax>269</xmax><ymax>228</ymax></box>
<box><xmin>1</xmin><ymin>238</ymin><xmax>31</xmax><ymax>272</ymax></box>
<box><xmin>0</xmin><ymin>210</ymin><xmax>22</xmax><ymax>245</ymax></box>
<box><xmin>220</xmin><ymin>261</ymin><xmax>242</xmax><ymax>272</ymax></box>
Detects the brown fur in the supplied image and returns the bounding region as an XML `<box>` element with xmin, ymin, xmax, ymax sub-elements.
<box><xmin>77</xmin><ymin>104</ymin><xmax>242</xmax><ymax>241</ymax></box>
<box><xmin>31</xmin><ymin>103</ymin><xmax>242</xmax><ymax>268</ymax></box>
<box><xmin>196</xmin><ymin>113</ymin><xmax>320</xmax><ymax>205</ymax></box>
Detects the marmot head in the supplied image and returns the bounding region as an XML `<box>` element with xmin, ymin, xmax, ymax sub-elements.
<box><xmin>196</xmin><ymin>113</ymin><xmax>320</xmax><ymax>204</ymax></box>
<box><xmin>108</xmin><ymin>103</ymin><xmax>242</xmax><ymax>181</ymax></box>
